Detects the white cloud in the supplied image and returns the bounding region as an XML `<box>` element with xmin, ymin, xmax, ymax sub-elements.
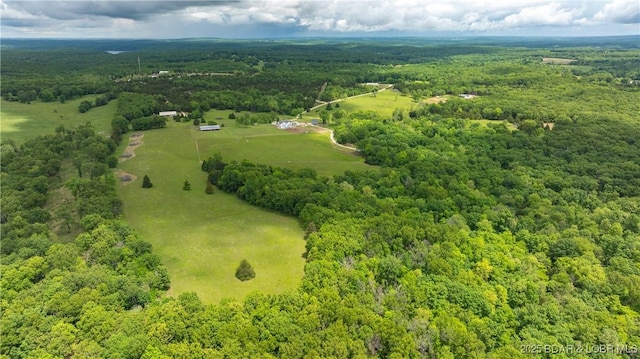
<box><xmin>594</xmin><ymin>0</ymin><xmax>640</xmax><ymax>24</ymax></box>
<box><xmin>1</xmin><ymin>0</ymin><xmax>638</xmax><ymax>38</ymax></box>
<box><xmin>503</xmin><ymin>2</ymin><xmax>584</xmax><ymax>27</ymax></box>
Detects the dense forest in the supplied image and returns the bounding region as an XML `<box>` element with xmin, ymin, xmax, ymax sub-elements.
<box><xmin>1</xmin><ymin>37</ymin><xmax>639</xmax><ymax>358</ymax></box>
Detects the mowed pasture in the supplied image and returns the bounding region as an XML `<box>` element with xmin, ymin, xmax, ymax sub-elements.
<box><xmin>117</xmin><ymin>119</ymin><xmax>375</xmax><ymax>303</ymax></box>
<box><xmin>303</xmin><ymin>88</ymin><xmax>415</xmax><ymax>120</ymax></box>
<box><xmin>0</xmin><ymin>97</ymin><xmax>115</xmax><ymax>143</ymax></box>
<box><xmin>197</xmin><ymin>117</ymin><xmax>373</xmax><ymax>176</ymax></box>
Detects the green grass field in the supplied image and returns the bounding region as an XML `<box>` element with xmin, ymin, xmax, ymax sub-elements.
<box><xmin>197</xmin><ymin>118</ymin><xmax>372</xmax><ymax>176</ymax></box>
<box><xmin>1</xmin><ymin>97</ymin><xmax>116</xmax><ymax>143</ymax></box>
<box><xmin>303</xmin><ymin>89</ymin><xmax>415</xmax><ymax>120</ymax></box>
<box><xmin>117</xmin><ymin>119</ymin><xmax>375</xmax><ymax>303</ymax></box>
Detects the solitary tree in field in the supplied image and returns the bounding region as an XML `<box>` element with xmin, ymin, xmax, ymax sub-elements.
<box><xmin>142</xmin><ymin>175</ymin><xmax>153</xmax><ymax>188</ymax></box>
<box><xmin>183</xmin><ymin>179</ymin><xmax>191</xmax><ymax>191</ymax></box>
<box><xmin>235</xmin><ymin>259</ymin><xmax>256</xmax><ymax>281</ymax></box>
<box><xmin>205</xmin><ymin>181</ymin><xmax>215</xmax><ymax>194</ymax></box>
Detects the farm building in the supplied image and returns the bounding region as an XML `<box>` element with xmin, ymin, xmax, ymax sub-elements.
<box><xmin>159</xmin><ymin>111</ymin><xmax>177</xmax><ymax>117</ymax></box>
<box><xmin>200</xmin><ymin>125</ymin><xmax>221</xmax><ymax>131</ymax></box>
<box><xmin>277</xmin><ymin>121</ymin><xmax>297</xmax><ymax>129</ymax></box>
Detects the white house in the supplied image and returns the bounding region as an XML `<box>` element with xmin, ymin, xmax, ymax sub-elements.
<box><xmin>159</xmin><ymin>111</ymin><xmax>177</xmax><ymax>117</ymax></box>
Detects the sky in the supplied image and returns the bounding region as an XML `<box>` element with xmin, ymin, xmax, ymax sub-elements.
<box><xmin>1</xmin><ymin>0</ymin><xmax>639</xmax><ymax>39</ymax></box>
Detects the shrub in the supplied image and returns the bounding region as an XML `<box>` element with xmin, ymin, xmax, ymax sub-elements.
<box><xmin>235</xmin><ymin>259</ymin><xmax>255</xmax><ymax>281</ymax></box>
<box><xmin>142</xmin><ymin>175</ymin><xmax>153</xmax><ymax>188</ymax></box>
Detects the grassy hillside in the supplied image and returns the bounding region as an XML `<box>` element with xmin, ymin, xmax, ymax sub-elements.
<box><xmin>196</xmin><ymin>117</ymin><xmax>372</xmax><ymax>176</ymax></box>
<box><xmin>1</xmin><ymin>96</ymin><xmax>115</xmax><ymax>143</ymax></box>
<box><xmin>116</xmin><ymin>120</ymin><xmax>374</xmax><ymax>302</ymax></box>
<box><xmin>303</xmin><ymin>89</ymin><xmax>415</xmax><ymax>120</ymax></box>
<box><xmin>116</xmin><ymin>124</ymin><xmax>306</xmax><ymax>303</ymax></box>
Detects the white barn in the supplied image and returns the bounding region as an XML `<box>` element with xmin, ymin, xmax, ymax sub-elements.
<box><xmin>200</xmin><ymin>125</ymin><xmax>221</xmax><ymax>131</ymax></box>
<box><xmin>159</xmin><ymin>111</ymin><xmax>177</xmax><ymax>117</ymax></box>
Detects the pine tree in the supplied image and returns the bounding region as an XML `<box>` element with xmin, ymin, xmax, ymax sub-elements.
<box><xmin>235</xmin><ymin>259</ymin><xmax>256</xmax><ymax>281</ymax></box>
<box><xmin>142</xmin><ymin>175</ymin><xmax>153</xmax><ymax>188</ymax></box>
<box><xmin>183</xmin><ymin>179</ymin><xmax>191</xmax><ymax>191</ymax></box>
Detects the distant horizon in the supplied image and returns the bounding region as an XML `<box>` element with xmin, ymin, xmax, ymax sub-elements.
<box><xmin>3</xmin><ymin>34</ymin><xmax>639</xmax><ymax>41</ymax></box>
<box><xmin>2</xmin><ymin>1</ymin><xmax>638</xmax><ymax>39</ymax></box>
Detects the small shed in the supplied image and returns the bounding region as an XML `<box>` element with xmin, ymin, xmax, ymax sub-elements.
<box><xmin>159</xmin><ymin>111</ymin><xmax>177</xmax><ymax>117</ymax></box>
<box><xmin>200</xmin><ymin>125</ymin><xmax>221</xmax><ymax>131</ymax></box>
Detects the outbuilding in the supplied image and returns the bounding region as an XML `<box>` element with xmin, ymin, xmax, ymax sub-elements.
<box><xmin>200</xmin><ymin>125</ymin><xmax>221</xmax><ymax>131</ymax></box>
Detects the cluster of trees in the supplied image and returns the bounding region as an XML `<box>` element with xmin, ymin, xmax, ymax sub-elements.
<box><xmin>109</xmin><ymin>92</ymin><xmax>166</xmax><ymax>141</ymax></box>
<box><xmin>1</xmin><ymin>125</ymin><xmax>170</xmax><ymax>358</ymax></box>
<box><xmin>195</xmin><ymin>54</ymin><xmax>639</xmax><ymax>355</ymax></box>
<box><xmin>196</xmin><ymin>112</ymin><xmax>640</xmax><ymax>355</ymax></box>
<box><xmin>234</xmin><ymin>112</ymin><xmax>279</xmax><ymax>126</ymax></box>
<box><xmin>130</xmin><ymin>115</ymin><xmax>167</xmax><ymax>131</ymax></box>
<box><xmin>1</xmin><ymin>123</ymin><xmax>121</xmax><ymax>237</ymax></box>
<box><xmin>78</xmin><ymin>93</ymin><xmax>116</xmax><ymax>113</ymax></box>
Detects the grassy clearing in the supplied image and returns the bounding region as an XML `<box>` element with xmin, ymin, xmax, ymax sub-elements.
<box><xmin>117</xmin><ymin>120</ymin><xmax>374</xmax><ymax>303</ymax></box>
<box><xmin>1</xmin><ymin>96</ymin><xmax>116</xmax><ymax>143</ymax></box>
<box><xmin>196</xmin><ymin>118</ymin><xmax>372</xmax><ymax>176</ymax></box>
<box><xmin>117</xmin><ymin>124</ymin><xmax>306</xmax><ymax>303</ymax></box>
<box><xmin>303</xmin><ymin>89</ymin><xmax>415</xmax><ymax>120</ymax></box>
<box><xmin>470</xmin><ymin>119</ymin><xmax>516</xmax><ymax>130</ymax></box>
<box><xmin>542</xmin><ymin>57</ymin><xmax>576</xmax><ymax>65</ymax></box>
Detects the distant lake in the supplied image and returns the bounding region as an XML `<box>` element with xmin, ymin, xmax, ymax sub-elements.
<box><xmin>106</xmin><ymin>50</ymin><xmax>126</xmax><ymax>54</ymax></box>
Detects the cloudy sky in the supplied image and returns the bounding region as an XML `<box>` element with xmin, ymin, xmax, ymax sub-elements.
<box><xmin>1</xmin><ymin>0</ymin><xmax>639</xmax><ymax>38</ymax></box>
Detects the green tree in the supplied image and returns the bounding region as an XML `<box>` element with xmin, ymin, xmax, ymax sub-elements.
<box><xmin>235</xmin><ymin>259</ymin><xmax>256</xmax><ymax>281</ymax></box>
<box><xmin>183</xmin><ymin>179</ymin><xmax>191</xmax><ymax>191</ymax></box>
<box><xmin>319</xmin><ymin>110</ymin><xmax>332</xmax><ymax>124</ymax></box>
<box><xmin>142</xmin><ymin>175</ymin><xmax>153</xmax><ymax>188</ymax></box>
<box><xmin>79</xmin><ymin>100</ymin><xmax>93</xmax><ymax>113</ymax></box>
<box><xmin>205</xmin><ymin>181</ymin><xmax>215</xmax><ymax>194</ymax></box>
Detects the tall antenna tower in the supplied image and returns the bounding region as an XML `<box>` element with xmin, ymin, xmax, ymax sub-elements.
<box><xmin>137</xmin><ymin>55</ymin><xmax>142</xmax><ymax>76</ymax></box>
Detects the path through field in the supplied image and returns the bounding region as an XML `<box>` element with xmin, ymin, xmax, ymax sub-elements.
<box><xmin>311</xmin><ymin>125</ymin><xmax>358</xmax><ymax>151</ymax></box>
<box><xmin>306</xmin><ymin>84</ymin><xmax>394</xmax><ymax>112</ymax></box>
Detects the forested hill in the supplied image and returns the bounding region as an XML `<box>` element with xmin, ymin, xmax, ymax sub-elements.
<box><xmin>1</xmin><ymin>39</ymin><xmax>639</xmax><ymax>357</ymax></box>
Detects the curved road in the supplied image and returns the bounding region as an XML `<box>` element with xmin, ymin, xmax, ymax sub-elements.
<box><xmin>300</xmin><ymin>84</ymin><xmax>394</xmax><ymax>152</ymax></box>
<box><xmin>311</xmin><ymin>126</ymin><xmax>357</xmax><ymax>151</ymax></box>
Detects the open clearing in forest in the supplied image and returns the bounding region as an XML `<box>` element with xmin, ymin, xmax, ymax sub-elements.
<box><xmin>117</xmin><ymin>119</ymin><xmax>374</xmax><ymax>303</ymax></box>
<box><xmin>303</xmin><ymin>88</ymin><xmax>415</xmax><ymax>120</ymax></box>
<box><xmin>0</xmin><ymin>97</ymin><xmax>116</xmax><ymax>143</ymax></box>
<box><xmin>196</xmin><ymin>117</ymin><xmax>372</xmax><ymax>176</ymax></box>
<box><xmin>542</xmin><ymin>57</ymin><xmax>576</xmax><ymax>65</ymax></box>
